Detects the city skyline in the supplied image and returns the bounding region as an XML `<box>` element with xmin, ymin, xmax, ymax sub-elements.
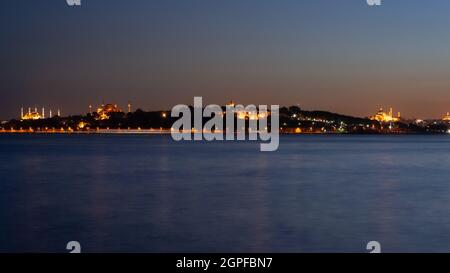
<box><xmin>3</xmin><ymin>0</ymin><xmax>450</xmax><ymax>119</ymax></box>
<box><xmin>10</xmin><ymin>101</ymin><xmax>450</xmax><ymax>122</ymax></box>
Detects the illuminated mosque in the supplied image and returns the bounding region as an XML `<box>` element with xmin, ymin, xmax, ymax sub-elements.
<box><xmin>94</xmin><ymin>103</ymin><xmax>125</xmax><ymax>120</ymax></box>
<box><xmin>370</xmin><ymin>107</ymin><xmax>401</xmax><ymax>122</ymax></box>
<box><xmin>443</xmin><ymin>112</ymin><xmax>450</xmax><ymax>122</ymax></box>
<box><xmin>21</xmin><ymin>107</ymin><xmax>60</xmax><ymax>120</ymax></box>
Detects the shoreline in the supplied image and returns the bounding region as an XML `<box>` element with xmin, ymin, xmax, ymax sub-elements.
<box><xmin>0</xmin><ymin>128</ymin><xmax>172</xmax><ymax>134</ymax></box>
<box><xmin>0</xmin><ymin>129</ymin><xmax>448</xmax><ymax>136</ymax></box>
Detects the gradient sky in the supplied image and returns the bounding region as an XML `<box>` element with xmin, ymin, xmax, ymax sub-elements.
<box><xmin>2</xmin><ymin>0</ymin><xmax>450</xmax><ymax>120</ymax></box>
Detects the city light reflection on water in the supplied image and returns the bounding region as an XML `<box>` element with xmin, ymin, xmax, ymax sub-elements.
<box><xmin>0</xmin><ymin>134</ymin><xmax>449</xmax><ymax>252</ymax></box>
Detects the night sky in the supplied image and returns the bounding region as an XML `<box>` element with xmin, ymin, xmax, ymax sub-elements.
<box><xmin>2</xmin><ymin>0</ymin><xmax>450</xmax><ymax>120</ymax></box>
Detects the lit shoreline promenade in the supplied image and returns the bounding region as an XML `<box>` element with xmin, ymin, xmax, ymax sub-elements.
<box><xmin>0</xmin><ymin>127</ymin><xmax>338</xmax><ymax>135</ymax></box>
<box><xmin>0</xmin><ymin>127</ymin><xmax>445</xmax><ymax>135</ymax></box>
<box><xmin>0</xmin><ymin>128</ymin><xmax>173</xmax><ymax>134</ymax></box>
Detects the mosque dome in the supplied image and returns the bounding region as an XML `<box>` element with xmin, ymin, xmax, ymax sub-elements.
<box><xmin>96</xmin><ymin>103</ymin><xmax>122</xmax><ymax>120</ymax></box>
<box><xmin>443</xmin><ymin>112</ymin><xmax>450</xmax><ymax>121</ymax></box>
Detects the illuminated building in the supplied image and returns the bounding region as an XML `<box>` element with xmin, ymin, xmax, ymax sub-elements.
<box><xmin>77</xmin><ymin>121</ymin><xmax>89</xmax><ymax>130</ymax></box>
<box><xmin>370</xmin><ymin>107</ymin><xmax>400</xmax><ymax>122</ymax></box>
<box><xmin>21</xmin><ymin>106</ymin><xmax>44</xmax><ymax>120</ymax></box>
<box><xmin>22</xmin><ymin>111</ymin><xmax>42</xmax><ymax>120</ymax></box>
<box><xmin>237</xmin><ymin>111</ymin><xmax>247</xmax><ymax>120</ymax></box>
<box><xmin>225</xmin><ymin>101</ymin><xmax>270</xmax><ymax>120</ymax></box>
<box><xmin>96</xmin><ymin>103</ymin><xmax>122</xmax><ymax>120</ymax></box>
<box><xmin>20</xmin><ymin>106</ymin><xmax>59</xmax><ymax>120</ymax></box>
<box><xmin>236</xmin><ymin>110</ymin><xmax>269</xmax><ymax>120</ymax></box>
<box><xmin>226</xmin><ymin>100</ymin><xmax>236</xmax><ymax>107</ymax></box>
<box><xmin>443</xmin><ymin>112</ymin><xmax>450</xmax><ymax>121</ymax></box>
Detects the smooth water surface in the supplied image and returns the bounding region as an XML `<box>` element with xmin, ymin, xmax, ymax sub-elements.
<box><xmin>0</xmin><ymin>134</ymin><xmax>449</xmax><ymax>252</ymax></box>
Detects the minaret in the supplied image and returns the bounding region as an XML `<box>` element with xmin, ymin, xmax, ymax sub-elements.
<box><xmin>28</xmin><ymin>107</ymin><xmax>31</xmax><ymax>115</ymax></box>
<box><xmin>34</xmin><ymin>106</ymin><xmax>37</xmax><ymax>113</ymax></box>
<box><xmin>389</xmin><ymin>107</ymin><xmax>393</xmax><ymax>118</ymax></box>
<box><xmin>57</xmin><ymin>109</ymin><xmax>61</xmax><ymax>117</ymax></box>
<box><xmin>128</xmin><ymin>102</ymin><xmax>131</xmax><ymax>113</ymax></box>
<box><xmin>21</xmin><ymin>107</ymin><xmax>24</xmax><ymax>119</ymax></box>
<box><xmin>49</xmin><ymin>109</ymin><xmax>53</xmax><ymax>118</ymax></box>
<box><xmin>42</xmin><ymin>107</ymin><xmax>45</xmax><ymax>118</ymax></box>
<box><xmin>89</xmin><ymin>105</ymin><xmax>92</xmax><ymax>113</ymax></box>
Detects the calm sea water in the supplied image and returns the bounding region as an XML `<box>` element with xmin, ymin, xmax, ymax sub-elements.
<box><xmin>0</xmin><ymin>134</ymin><xmax>449</xmax><ymax>253</ymax></box>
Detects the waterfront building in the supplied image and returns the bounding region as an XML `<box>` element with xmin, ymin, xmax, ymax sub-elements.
<box><xmin>226</xmin><ymin>100</ymin><xmax>236</xmax><ymax>107</ymax></box>
<box><xmin>370</xmin><ymin>107</ymin><xmax>400</xmax><ymax>122</ymax></box>
<box><xmin>96</xmin><ymin>103</ymin><xmax>123</xmax><ymax>120</ymax></box>
<box><xmin>225</xmin><ymin>101</ymin><xmax>270</xmax><ymax>120</ymax></box>
<box><xmin>77</xmin><ymin>121</ymin><xmax>89</xmax><ymax>130</ymax></box>
<box><xmin>443</xmin><ymin>112</ymin><xmax>450</xmax><ymax>121</ymax></box>
<box><xmin>20</xmin><ymin>106</ymin><xmax>59</xmax><ymax>120</ymax></box>
<box><xmin>21</xmin><ymin>106</ymin><xmax>43</xmax><ymax>120</ymax></box>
